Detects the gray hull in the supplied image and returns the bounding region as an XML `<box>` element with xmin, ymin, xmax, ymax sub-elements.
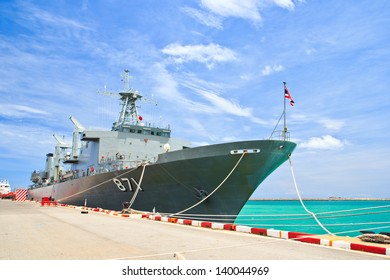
<box><xmin>28</xmin><ymin>140</ymin><xmax>296</xmax><ymax>222</ymax></box>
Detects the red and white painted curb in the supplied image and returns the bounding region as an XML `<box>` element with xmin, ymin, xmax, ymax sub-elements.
<box><xmin>142</xmin><ymin>214</ymin><xmax>390</xmax><ymax>257</ymax></box>
<box><xmin>58</xmin><ymin>203</ymin><xmax>145</xmax><ymax>218</ymax></box>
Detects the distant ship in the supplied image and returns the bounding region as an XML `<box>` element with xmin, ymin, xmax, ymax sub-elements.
<box><xmin>28</xmin><ymin>70</ymin><xmax>296</xmax><ymax>222</ymax></box>
<box><xmin>0</xmin><ymin>179</ymin><xmax>11</xmax><ymax>197</ymax></box>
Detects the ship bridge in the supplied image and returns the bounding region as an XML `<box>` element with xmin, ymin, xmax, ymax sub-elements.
<box><xmin>115</xmin><ymin>124</ymin><xmax>171</xmax><ymax>137</ymax></box>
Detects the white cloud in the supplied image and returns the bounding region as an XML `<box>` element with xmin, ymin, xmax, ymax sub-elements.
<box><xmin>222</xmin><ymin>135</ymin><xmax>240</xmax><ymax>142</ymax></box>
<box><xmin>161</xmin><ymin>43</ymin><xmax>237</xmax><ymax>69</ymax></box>
<box><xmin>261</xmin><ymin>64</ymin><xmax>284</xmax><ymax>75</ymax></box>
<box><xmin>0</xmin><ymin>104</ymin><xmax>51</xmax><ymax>118</ymax></box>
<box><xmin>305</xmin><ymin>47</ymin><xmax>317</xmax><ymax>55</ymax></box>
<box><xmin>181</xmin><ymin>7</ymin><xmax>223</xmax><ymax>29</ymax></box>
<box><xmin>151</xmin><ymin>67</ymin><xmax>270</xmax><ymax>127</ymax></box>
<box><xmin>197</xmin><ymin>0</ymin><xmax>296</xmax><ymax>26</ymax></box>
<box><xmin>21</xmin><ymin>3</ymin><xmax>91</xmax><ymax>31</ymax></box>
<box><xmin>185</xmin><ymin>118</ymin><xmax>217</xmax><ymax>141</ymax></box>
<box><xmin>251</xmin><ymin>116</ymin><xmax>269</xmax><ymax>125</ymax></box>
<box><xmin>178</xmin><ymin>76</ymin><xmax>253</xmax><ymax>117</ymax></box>
<box><xmin>272</xmin><ymin>0</ymin><xmax>295</xmax><ymax>11</ymax></box>
<box><xmin>150</xmin><ymin>63</ymin><xmax>219</xmax><ymax>115</ymax></box>
<box><xmin>198</xmin><ymin>90</ymin><xmax>253</xmax><ymax>117</ymax></box>
<box><xmin>300</xmin><ymin>135</ymin><xmax>348</xmax><ymax>150</ymax></box>
<box><xmin>239</xmin><ymin>74</ymin><xmax>253</xmax><ymax>81</ymax></box>
<box><xmin>200</xmin><ymin>0</ymin><xmax>262</xmax><ymax>24</ymax></box>
<box><xmin>318</xmin><ymin>118</ymin><xmax>345</xmax><ymax>130</ymax></box>
<box><xmin>0</xmin><ymin>123</ymin><xmax>57</xmax><ymax>158</ymax></box>
<box><xmin>178</xmin><ymin>76</ymin><xmax>263</xmax><ymax>120</ymax></box>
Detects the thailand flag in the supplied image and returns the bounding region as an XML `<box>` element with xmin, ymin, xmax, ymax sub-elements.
<box><xmin>284</xmin><ymin>85</ymin><xmax>295</xmax><ymax>106</ymax></box>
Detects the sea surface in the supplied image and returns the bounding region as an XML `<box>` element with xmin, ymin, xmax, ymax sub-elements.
<box><xmin>235</xmin><ymin>199</ymin><xmax>390</xmax><ymax>237</ymax></box>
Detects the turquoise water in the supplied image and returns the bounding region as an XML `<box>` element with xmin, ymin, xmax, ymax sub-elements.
<box><xmin>235</xmin><ymin>200</ymin><xmax>390</xmax><ymax>237</ymax></box>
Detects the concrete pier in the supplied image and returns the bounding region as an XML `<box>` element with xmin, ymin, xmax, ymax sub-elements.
<box><xmin>0</xmin><ymin>200</ymin><xmax>388</xmax><ymax>260</ymax></box>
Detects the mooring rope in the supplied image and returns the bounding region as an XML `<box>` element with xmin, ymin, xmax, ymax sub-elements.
<box><xmin>158</xmin><ymin>204</ymin><xmax>390</xmax><ymax>219</ymax></box>
<box><xmin>170</xmin><ymin>152</ymin><xmax>247</xmax><ymax>216</ymax></box>
<box><xmin>288</xmin><ymin>156</ymin><xmax>335</xmax><ymax>236</ymax></box>
<box><xmin>127</xmin><ymin>163</ymin><xmax>148</xmax><ymax>209</ymax></box>
<box><xmin>316</xmin><ymin>204</ymin><xmax>390</xmax><ymax>215</ymax></box>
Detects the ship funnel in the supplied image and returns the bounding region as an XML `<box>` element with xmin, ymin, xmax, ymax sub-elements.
<box><xmin>69</xmin><ymin>116</ymin><xmax>85</xmax><ymax>161</ymax></box>
<box><xmin>45</xmin><ymin>153</ymin><xmax>54</xmax><ymax>181</ymax></box>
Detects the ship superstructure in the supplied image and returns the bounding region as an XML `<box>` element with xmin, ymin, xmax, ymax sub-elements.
<box><xmin>31</xmin><ymin>70</ymin><xmax>190</xmax><ymax>187</ymax></box>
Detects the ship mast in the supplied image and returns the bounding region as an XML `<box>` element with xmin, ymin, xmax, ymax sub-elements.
<box><xmin>269</xmin><ymin>82</ymin><xmax>294</xmax><ymax>141</ymax></box>
<box><xmin>112</xmin><ymin>70</ymin><xmax>143</xmax><ymax>131</ymax></box>
<box><xmin>283</xmin><ymin>81</ymin><xmax>287</xmax><ymax>141</ymax></box>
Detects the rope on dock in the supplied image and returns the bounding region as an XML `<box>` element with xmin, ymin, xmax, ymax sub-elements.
<box><xmin>127</xmin><ymin>163</ymin><xmax>148</xmax><ymax>209</ymax></box>
<box><xmin>316</xmin><ymin>204</ymin><xmax>390</xmax><ymax>215</ymax></box>
<box><xmin>148</xmin><ymin>205</ymin><xmax>390</xmax><ymax>227</ymax></box>
<box><xmin>288</xmin><ymin>156</ymin><xmax>335</xmax><ymax>236</ymax></box>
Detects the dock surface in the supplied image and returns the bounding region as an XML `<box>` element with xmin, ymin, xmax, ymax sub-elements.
<box><xmin>0</xmin><ymin>200</ymin><xmax>388</xmax><ymax>260</ymax></box>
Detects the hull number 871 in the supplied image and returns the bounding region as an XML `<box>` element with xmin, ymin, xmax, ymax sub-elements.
<box><xmin>113</xmin><ymin>177</ymin><xmax>143</xmax><ymax>192</ymax></box>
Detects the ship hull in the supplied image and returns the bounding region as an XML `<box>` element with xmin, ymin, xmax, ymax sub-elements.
<box><xmin>28</xmin><ymin>140</ymin><xmax>296</xmax><ymax>222</ymax></box>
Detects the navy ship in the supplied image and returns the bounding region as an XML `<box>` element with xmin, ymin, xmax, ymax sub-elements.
<box><xmin>28</xmin><ymin>70</ymin><xmax>296</xmax><ymax>222</ymax></box>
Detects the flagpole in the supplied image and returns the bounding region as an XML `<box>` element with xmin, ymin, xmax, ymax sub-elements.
<box><xmin>283</xmin><ymin>82</ymin><xmax>287</xmax><ymax>141</ymax></box>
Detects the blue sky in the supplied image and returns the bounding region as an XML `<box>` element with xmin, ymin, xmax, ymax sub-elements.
<box><xmin>0</xmin><ymin>0</ymin><xmax>389</xmax><ymax>198</ymax></box>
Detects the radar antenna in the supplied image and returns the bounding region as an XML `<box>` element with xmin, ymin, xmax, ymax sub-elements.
<box><xmin>99</xmin><ymin>69</ymin><xmax>157</xmax><ymax>131</ymax></box>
